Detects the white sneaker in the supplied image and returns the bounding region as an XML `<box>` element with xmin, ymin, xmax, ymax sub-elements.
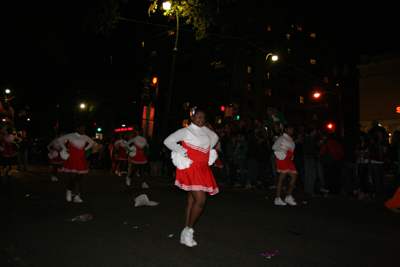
<box><xmin>142</xmin><ymin>182</ymin><xmax>149</xmax><ymax>189</ymax></box>
<box><xmin>284</xmin><ymin>195</ymin><xmax>297</xmax><ymax>206</ymax></box>
<box><xmin>74</xmin><ymin>195</ymin><xmax>83</xmax><ymax>203</ymax></box>
<box><xmin>180</xmin><ymin>227</ymin><xmax>197</xmax><ymax>247</ymax></box>
<box><xmin>66</xmin><ymin>190</ymin><xmax>72</xmax><ymax>202</ymax></box>
<box><xmin>269</xmin><ymin>185</ymin><xmax>277</xmax><ymax>189</ymax></box>
<box><xmin>274</xmin><ymin>197</ymin><xmax>287</xmax><ymax>206</ymax></box>
<box><xmin>126</xmin><ymin>177</ymin><xmax>131</xmax><ymax>186</ymax></box>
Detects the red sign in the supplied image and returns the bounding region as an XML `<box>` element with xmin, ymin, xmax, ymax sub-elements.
<box><xmin>397</xmin><ymin>106</ymin><xmax>400</xmax><ymax>113</ymax></box>
<box><xmin>115</xmin><ymin>127</ymin><xmax>133</xmax><ymax>132</ymax></box>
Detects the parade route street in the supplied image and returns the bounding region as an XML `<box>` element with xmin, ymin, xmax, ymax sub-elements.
<box><xmin>1</xmin><ymin>164</ymin><xmax>399</xmax><ymax>266</ymax></box>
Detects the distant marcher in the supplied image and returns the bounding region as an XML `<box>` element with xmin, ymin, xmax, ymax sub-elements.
<box><xmin>235</xmin><ymin>132</ymin><xmax>247</xmax><ymax>187</ymax></box>
<box><xmin>272</xmin><ymin>123</ymin><xmax>298</xmax><ymax>206</ymax></box>
<box><xmin>57</xmin><ymin>123</ymin><xmax>94</xmax><ymax>203</ymax></box>
<box><xmin>114</xmin><ymin>134</ymin><xmax>128</xmax><ymax>176</ymax></box>
<box><xmin>126</xmin><ymin>128</ymin><xmax>149</xmax><ymax>188</ymax></box>
<box><xmin>47</xmin><ymin>135</ymin><xmax>64</xmax><ymax>181</ymax></box>
<box><xmin>1</xmin><ymin>128</ymin><xmax>22</xmax><ymax>177</ymax></box>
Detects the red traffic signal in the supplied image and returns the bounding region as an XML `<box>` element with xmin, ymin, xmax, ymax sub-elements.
<box><xmin>221</xmin><ymin>106</ymin><xmax>225</xmax><ymax>111</ymax></box>
<box><xmin>327</xmin><ymin>123</ymin><xmax>333</xmax><ymax>129</ymax></box>
<box><xmin>151</xmin><ymin>77</ymin><xmax>158</xmax><ymax>85</ymax></box>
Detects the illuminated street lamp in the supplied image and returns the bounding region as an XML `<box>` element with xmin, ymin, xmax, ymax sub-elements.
<box><xmin>80</xmin><ymin>103</ymin><xmax>85</xmax><ymax>109</ymax></box>
<box><xmin>5</xmin><ymin>89</ymin><xmax>11</xmax><ymax>94</ymax></box>
<box><xmin>161</xmin><ymin>1</ymin><xmax>180</xmax><ymax>138</ymax></box>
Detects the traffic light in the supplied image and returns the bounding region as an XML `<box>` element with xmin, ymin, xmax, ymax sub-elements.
<box><xmin>221</xmin><ymin>106</ymin><xmax>225</xmax><ymax>112</ymax></box>
<box><xmin>232</xmin><ymin>103</ymin><xmax>239</xmax><ymax>120</ymax></box>
<box><xmin>97</xmin><ymin>127</ymin><xmax>102</xmax><ymax>132</ymax></box>
<box><xmin>327</xmin><ymin>123</ymin><xmax>334</xmax><ymax>132</ymax></box>
<box><xmin>149</xmin><ymin>76</ymin><xmax>158</xmax><ymax>101</ymax></box>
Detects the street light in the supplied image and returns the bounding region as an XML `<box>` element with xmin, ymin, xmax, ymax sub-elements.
<box><xmin>313</xmin><ymin>91</ymin><xmax>343</xmax><ymax>135</ymax></box>
<box><xmin>262</xmin><ymin>53</ymin><xmax>278</xmax><ymax>118</ymax></box>
<box><xmin>80</xmin><ymin>103</ymin><xmax>85</xmax><ymax>109</ymax></box>
<box><xmin>5</xmin><ymin>89</ymin><xmax>10</xmax><ymax>94</ymax></box>
<box><xmin>161</xmin><ymin>1</ymin><xmax>180</xmax><ymax>138</ymax></box>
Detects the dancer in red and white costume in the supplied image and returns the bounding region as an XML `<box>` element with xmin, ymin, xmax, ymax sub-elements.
<box><xmin>126</xmin><ymin>128</ymin><xmax>149</xmax><ymax>188</ymax></box>
<box><xmin>114</xmin><ymin>134</ymin><xmax>128</xmax><ymax>176</ymax></box>
<box><xmin>272</xmin><ymin>123</ymin><xmax>298</xmax><ymax>206</ymax></box>
<box><xmin>47</xmin><ymin>134</ymin><xmax>64</xmax><ymax>182</ymax></box>
<box><xmin>57</xmin><ymin>123</ymin><xmax>94</xmax><ymax>203</ymax></box>
<box><xmin>164</xmin><ymin>107</ymin><xmax>219</xmax><ymax>247</ymax></box>
<box><xmin>1</xmin><ymin>127</ymin><xmax>22</xmax><ymax>176</ymax></box>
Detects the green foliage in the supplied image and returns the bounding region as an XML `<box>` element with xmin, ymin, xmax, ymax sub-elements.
<box><xmin>83</xmin><ymin>0</ymin><xmax>128</xmax><ymax>34</ymax></box>
<box><xmin>148</xmin><ymin>0</ymin><xmax>217</xmax><ymax>40</ymax></box>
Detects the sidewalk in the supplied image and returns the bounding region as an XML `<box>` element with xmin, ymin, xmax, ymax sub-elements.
<box><xmin>1</xmin><ymin>164</ymin><xmax>399</xmax><ymax>266</ymax></box>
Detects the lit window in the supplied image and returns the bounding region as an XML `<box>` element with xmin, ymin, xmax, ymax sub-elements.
<box><xmin>267</xmin><ymin>25</ymin><xmax>271</xmax><ymax>31</ymax></box>
<box><xmin>300</xmin><ymin>96</ymin><xmax>304</xmax><ymax>104</ymax></box>
<box><xmin>310</xmin><ymin>59</ymin><xmax>317</xmax><ymax>65</ymax></box>
<box><xmin>266</xmin><ymin>72</ymin><xmax>270</xmax><ymax>79</ymax></box>
<box><xmin>150</xmin><ymin>51</ymin><xmax>157</xmax><ymax>57</ymax></box>
<box><xmin>287</xmin><ymin>48</ymin><xmax>291</xmax><ymax>54</ymax></box>
<box><xmin>182</xmin><ymin>119</ymin><xmax>189</xmax><ymax>127</ymax></box>
<box><xmin>215</xmin><ymin>116</ymin><xmax>222</xmax><ymax>124</ymax></box>
<box><xmin>183</xmin><ymin>102</ymin><xmax>189</xmax><ymax>110</ymax></box>
<box><xmin>297</xmin><ymin>25</ymin><xmax>302</xmax><ymax>31</ymax></box>
<box><xmin>324</xmin><ymin>77</ymin><xmax>329</xmax><ymax>83</ymax></box>
<box><xmin>266</xmin><ymin>88</ymin><xmax>272</xmax><ymax>96</ymax></box>
<box><xmin>247</xmin><ymin>83</ymin><xmax>252</xmax><ymax>91</ymax></box>
<box><xmin>168</xmin><ymin>30</ymin><xmax>175</xmax><ymax>36</ymax></box>
<box><xmin>310</xmin><ymin>32</ymin><xmax>316</xmax><ymax>38</ymax></box>
<box><xmin>247</xmin><ymin>66</ymin><xmax>252</xmax><ymax>73</ymax></box>
<box><xmin>313</xmin><ymin>114</ymin><xmax>317</xmax><ymax>120</ymax></box>
<box><xmin>286</xmin><ymin>34</ymin><xmax>290</xmax><ymax>40</ymax></box>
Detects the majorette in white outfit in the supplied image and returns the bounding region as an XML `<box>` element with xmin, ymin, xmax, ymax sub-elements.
<box><xmin>164</xmin><ymin>123</ymin><xmax>219</xmax><ymax>195</ymax></box>
<box><xmin>47</xmin><ymin>138</ymin><xmax>64</xmax><ymax>165</ymax></box>
<box><xmin>57</xmin><ymin>133</ymin><xmax>94</xmax><ymax>174</ymax></box>
<box><xmin>1</xmin><ymin>134</ymin><xmax>22</xmax><ymax>157</ymax></box>
<box><xmin>127</xmin><ymin>136</ymin><xmax>148</xmax><ymax>164</ymax></box>
<box><xmin>114</xmin><ymin>139</ymin><xmax>128</xmax><ymax>161</ymax></box>
<box><xmin>272</xmin><ymin>133</ymin><xmax>297</xmax><ymax>174</ymax></box>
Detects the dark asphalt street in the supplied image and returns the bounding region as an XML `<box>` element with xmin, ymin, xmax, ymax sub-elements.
<box><xmin>1</xmin><ymin>164</ymin><xmax>399</xmax><ymax>267</ymax></box>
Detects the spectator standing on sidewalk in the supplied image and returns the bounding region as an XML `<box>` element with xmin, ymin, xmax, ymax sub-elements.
<box><xmin>246</xmin><ymin>130</ymin><xmax>258</xmax><ymax>189</ymax></box>
<box><xmin>57</xmin><ymin>123</ymin><xmax>94</xmax><ymax>203</ymax></box>
<box><xmin>319</xmin><ymin>133</ymin><xmax>344</xmax><ymax>195</ymax></box>
<box><xmin>226</xmin><ymin>134</ymin><xmax>238</xmax><ymax>184</ymax></box>
<box><xmin>164</xmin><ymin>107</ymin><xmax>219</xmax><ymax>247</ymax></box>
<box><xmin>17</xmin><ymin>134</ymin><xmax>29</xmax><ymax>172</ymax></box>
<box><xmin>303</xmin><ymin>125</ymin><xmax>318</xmax><ymax>195</ymax></box>
<box><xmin>368</xmin><ymin>127</ymin><xmax>390</xmax><ymax>201</ymax></box>
<box><xmin>254</xmin><ymin>118</ymin><xmax>267</xmax><ymax>139</ymax></box>
<box><xmin>255</xmin><ymin>130</ymin><xmax>271</xmax><ymax>188</ymax></box>
<box><xmin>267</xmin><ymin>107</ymin><xmax>285</xmax><ymax>134</ymax></box>
<box><xmin>235</xmin><ymin>132</ymin><xmax>247</xmax><ymax>187</ymax></box>
<box><xmin>272</xmin><ymin>123</ymin><xmax>298</xmax><ymax>206</ymax></box>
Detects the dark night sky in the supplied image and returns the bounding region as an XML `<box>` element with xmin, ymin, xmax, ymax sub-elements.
<box><xmin>1</xmin><ymin>0</ymin><xmax>399</xmax><ymax>136</ymax></box>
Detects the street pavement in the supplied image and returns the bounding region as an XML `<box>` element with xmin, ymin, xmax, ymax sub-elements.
<box><xmin>1</xmin><ymin>164</ymin><xmax>399</xmax><ymax>267</ymax></box>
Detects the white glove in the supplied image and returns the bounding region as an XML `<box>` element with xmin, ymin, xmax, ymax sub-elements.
<box><xmin>60</xmin><ymin>150</ymin><xmax>70</xmax><ymax>160</ymax></box>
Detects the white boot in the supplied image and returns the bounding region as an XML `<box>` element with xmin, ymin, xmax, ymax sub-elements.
<box><xmin>180</xmin><ymin>227</ymin><xmax>197</xmax><ymax>247</ymax></box>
